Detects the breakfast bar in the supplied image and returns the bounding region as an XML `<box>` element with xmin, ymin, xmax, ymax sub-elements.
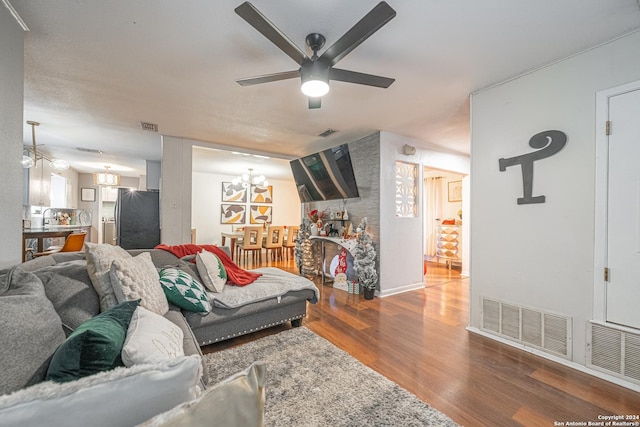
<box><xmin>22</xmin><ymin>226</ymin><xmax>91</xmax><ymax>262</ymax></box>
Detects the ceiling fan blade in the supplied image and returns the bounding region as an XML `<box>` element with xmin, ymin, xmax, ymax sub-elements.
<box><xmin>308</xmin><ymin>97</ymin><xmax>321</xmax><ymax>109</ymax></box>
<box><xmin>330</xmin><ymin>68</ymin><xmax>395</xmax><ymax>88</ymax></box>
<box><xmin>235</xmin><ymin>2</ymin><xmax>308</xmax><ymax>66</ymax></box>
<box><xmin>236</xmin><ymin>70</ymin><xmax>301</xmax><ymax>86</ymax></box>
<box><xmin>319</xmin><ymin>1</ymin><xmax>396</xmax><ymax>67</ymax></box>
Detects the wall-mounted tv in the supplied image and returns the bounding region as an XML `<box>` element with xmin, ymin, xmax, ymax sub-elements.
<box><xmin>290</xmin><ymin>144</ymin><xmax>359</xmax><ymax>203</ymax></box>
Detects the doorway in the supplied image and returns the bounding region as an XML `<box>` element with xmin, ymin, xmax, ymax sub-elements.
<box><xmin>423</xmin><ymin>168</ymin><xmax>465</xmax><ymax>280</ymax></box>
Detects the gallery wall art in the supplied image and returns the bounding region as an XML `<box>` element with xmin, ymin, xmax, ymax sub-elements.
<box><xmin>221</xmin><ymin>204</ymin><xmax>246</xmax><ymax>224</ymax></box>
<box><xmin>222</xmin><ymin>182</ymin><xmax>247</xmax><ymax>203</ymax></box>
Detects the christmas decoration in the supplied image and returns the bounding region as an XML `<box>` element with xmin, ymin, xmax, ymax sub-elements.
<box><xmin>295</xmin><ymin>219</ymin><xmax>316</xmax><ymax>277</ymax></box>
<box><xmin>353</xmin><ymin>217</ymin><xmax>378</xmax><ymax>294</ymax></box>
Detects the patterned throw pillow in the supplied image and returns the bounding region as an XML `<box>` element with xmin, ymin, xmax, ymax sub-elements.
<box><xmin>159</xmin><ymin>268</ymin><xmax>211</xmax><ymax>314</ymax></box>
<box><xmin>196</xmin><ymin>250</ymin><xmax>227</xmax><ymax>293</ymax></box>
<box><xmin>85</xmin><ymin>242</ymin><xmax>132</xmax><ymax>311</ymax></box>
<box><xmin>121</xmin><ymin>307</ymin><xmax>184</xmax><ymax>367</ymax></box>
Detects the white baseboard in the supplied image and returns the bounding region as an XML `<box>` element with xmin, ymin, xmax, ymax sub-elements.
<box><xmin>378</xmin><ymin>282</ymin><xmax>424</xmax><ymax>298</ymax></box>
<box><xmin>466</xmin><ymin>326</ymin><xmax>640</xmax><ymax>393</ymax></box>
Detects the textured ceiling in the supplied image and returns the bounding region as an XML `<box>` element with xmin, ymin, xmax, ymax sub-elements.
<box><xmin>11</xmin><ymin>0</ymin><xmax>640</xmax><ymax>176</ymax></box>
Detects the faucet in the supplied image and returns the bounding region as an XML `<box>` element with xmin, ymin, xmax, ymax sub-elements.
<box><xmin>42</xmin><ymin>208</ymin><xmax>57</xmax><ymax>226</ymax></box>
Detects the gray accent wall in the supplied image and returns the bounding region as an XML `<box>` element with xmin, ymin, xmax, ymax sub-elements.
<box><xmin>0</xmin><ymin>9</ymin><xmax>24</xmax><ymax>268</ymax></box>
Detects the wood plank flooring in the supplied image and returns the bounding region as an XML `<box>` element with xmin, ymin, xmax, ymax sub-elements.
<box><xmin>203</xmin><ymin>258</ymin><xmax>640</xmax><ymax>426</ymax></box>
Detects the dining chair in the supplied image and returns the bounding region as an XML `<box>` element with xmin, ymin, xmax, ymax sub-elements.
<box><xmin>262</xmin><ymin>225</ymin><xmax>284</xmax><ymax>263</ymax></box>
<box><xmin>235</xmin><ymin>226</ymin><xmax>263</xmax><ymax>265</ymax></box>
<box><xmin>34</xmin><ymin>232</ymin><xmax>87</xmax><ymax>257</ymax></box>
<box><xmin>282</xmin><ymin>225</ymin><xmax>300</xmax><ymax>261</ymax></box>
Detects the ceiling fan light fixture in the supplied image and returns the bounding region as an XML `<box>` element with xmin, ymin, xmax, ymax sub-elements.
<box><xmin>301</xmin><ymin>79</ymin><xmax>329</xmax><ymax>97</ymax></box>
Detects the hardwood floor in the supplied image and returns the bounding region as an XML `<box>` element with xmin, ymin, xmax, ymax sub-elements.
<box><xmin>203</xmin><ymin>258</ymin><xmax>640</xmax><ymax>426</ymax></box>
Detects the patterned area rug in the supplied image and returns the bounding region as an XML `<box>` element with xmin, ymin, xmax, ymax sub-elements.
<box><xmin>204</xmin><ymin>327</ymin><xmax>459</xmax><ymax>427</ymax></box>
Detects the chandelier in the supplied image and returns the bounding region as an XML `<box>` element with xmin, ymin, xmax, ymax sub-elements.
<box><xmin>232</xmin><ymin>168</ymin><xmax>268</xmax><ymax>188</ymax></box>
<box><xmin>93</xmin><ymin>166</ymin><xmax>121</xmax><ymax>186</ymax></box>
<box><xmin>22</xmin><ymin>121</ymin><xmax>70</xmax><ymax>171</ymax></box>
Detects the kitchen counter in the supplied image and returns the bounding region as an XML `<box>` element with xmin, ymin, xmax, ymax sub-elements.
<box><xmin>22</xmin><ymin>226</ymin><xmax>91</xmax><ymax>262</ymax></box>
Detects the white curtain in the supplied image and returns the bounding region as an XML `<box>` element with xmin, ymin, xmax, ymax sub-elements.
<box><xmin>424</xmin><ymin>177</ymin><xmax>443</xmax><ymax>259</ymax></box>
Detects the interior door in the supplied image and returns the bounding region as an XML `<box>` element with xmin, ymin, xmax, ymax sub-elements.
<box><xmin>606</xmin><ymin>87</ymin><xmax>640</xmax><ymax>329</ymax></box>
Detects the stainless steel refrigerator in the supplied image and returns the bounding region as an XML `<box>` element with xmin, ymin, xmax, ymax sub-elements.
<box><xmin>115</xmin><ymin>189</ymin><xmax>160</xmax><ymax>249</ymax></box>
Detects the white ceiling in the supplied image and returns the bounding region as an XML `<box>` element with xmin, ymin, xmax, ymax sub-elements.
<box><xmin>11</xmin><ymin>0</ymin><xmax>640</xmax><ymax>177</ymax></box>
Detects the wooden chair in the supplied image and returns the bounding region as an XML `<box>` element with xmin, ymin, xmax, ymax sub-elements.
<box><xmin>282</xmin><ymin>225</ymin><xmax>300</xmax><ymax>261</ymax></box>
<box><xmin>235</xmin><ymin>226</ymin><xmax>263</xmax><ymax>265</ymax></box>
<box><xmin>262</xmin><ymin>226</ymin><xmax>284</xmax><ymax>262</ymax></box>
<box><xmin>34</xmin><ymin>232</ymin><xmax>87</xmax><ymax>257</ymax></box>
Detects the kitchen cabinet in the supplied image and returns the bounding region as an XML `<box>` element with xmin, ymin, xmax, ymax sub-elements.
<box><xmin>28</xmin><ymin>158</ymin><xmax>52</xmax><ymax>207</ymax></box>
<box><xmin>101</xmin><ymin>186</ymin><xmax>118</xmax><ymax>202</ymax></box>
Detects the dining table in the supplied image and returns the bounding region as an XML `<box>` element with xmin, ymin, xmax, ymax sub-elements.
<box><xmin>220</xmin><ymin>231</ymin><xmax>244</xmax><ymax>260</ymax></box>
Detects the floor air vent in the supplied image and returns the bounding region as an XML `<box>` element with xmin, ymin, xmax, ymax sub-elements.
<box><xmin>481</xmin><ymin>297</ymin><xmax>572</xmax><ymax>359</ymax></box>
<box><xmin>589</xmin><ymin>323</ymin><xmax>640</xmax><ymax>385</ymax></box>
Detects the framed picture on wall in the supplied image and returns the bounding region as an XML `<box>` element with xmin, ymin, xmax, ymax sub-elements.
<box><xmin>81</xmin><ymin>187</ymin><xmax>96</xmax><ymax>202</ymax></box>
<box><xmin>221</xmin><ymin>204</ymin><xmax>246</xmax><ymax>224</ymax></box>
<box><xmin>250</xmin><ymin>184</ymin><xmax>273</xmax><ymax>203</ymax></box>
<box><xmin>221</xmin><ymin>182</ymin><xmax>247</xmax><ymax>203</ymax></box>
<box><xmin>448</xmin><ymin>181</ymin><xmax>462</xmax><ymax>202</ymax></box>
<box><xmin>250</xmin><ymin>205</ymin><xmax>272</xmax><ymax>224</ymax></box>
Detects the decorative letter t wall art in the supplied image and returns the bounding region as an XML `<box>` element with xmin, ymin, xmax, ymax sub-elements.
<box><xmin>498</xmin><ymin>130</ymin><xmax>567</xmax><ymax>204</ymax></box>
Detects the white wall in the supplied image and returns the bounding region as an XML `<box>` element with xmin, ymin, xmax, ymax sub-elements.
<box><xmin>0</xmin><ymin>9</ymin><xmax>24</xmax><ymax>268</ymax></box>
<box><xmin>379</xmin><ymin>131</ymin><xmax>469</xmax><ymax>296</ymax></box>
<box><xmin>192</xmin><ymin>172</ymin><xmax>300</xmax><ymax>246</ymax></box>
<box><xmin>470</xmin><ymin>31</ymin><xmax>640</xmax><ymax>378</ymax></box>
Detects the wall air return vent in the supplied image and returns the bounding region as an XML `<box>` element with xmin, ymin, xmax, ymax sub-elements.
<box><xmin>588</xmin><ymin>322</ymin><xmax>640</xmax><ymax>385</ymax></box>
<box><xmin>481</xmin><ymin>297</ymin><xmax>572</xmax><ymax>359</ymax></box>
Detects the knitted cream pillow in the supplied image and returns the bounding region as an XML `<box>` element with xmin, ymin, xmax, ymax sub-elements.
<box><xmin>109</xmin><ymin>252</ymin><xmax>169</xmax><ymax>315</ymax></box>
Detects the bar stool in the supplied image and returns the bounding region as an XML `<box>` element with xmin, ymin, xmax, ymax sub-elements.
<box><xmin>34</xmin><ymin>232</ymin><xmax>87</xmax><ymax>257</ymax></box>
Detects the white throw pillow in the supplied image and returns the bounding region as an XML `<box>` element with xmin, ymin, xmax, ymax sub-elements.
<box><xmin>85</xmin><ymin>242</ymin><xmax>131</xmax><ymax>311</ymax></box>
<box><xmin>0</xmin><ymin>355</ymin><xmax>203</xmax><ymax>427</ymax></box>
<box><xmin>110</xmin><ymin>252</ymin><xmax>169</xmax><ymax>315</ymax></box>
<box><xmin>139</xmin><ymin>361</ymin><xmax>265</xmax><ymax>427</ymax></box>
<box><xmin>122</xmin><ymin>307</ymin><xmax>185</xmax><ymax>367</ymax></box>
<box><xmin>195</xmin><ymin>250</ymin><xmax>227</xmax><ymax>293</ymax></box>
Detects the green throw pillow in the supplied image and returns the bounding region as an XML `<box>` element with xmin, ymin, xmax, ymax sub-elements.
<box><xmin>159</xmin><ymin>268</ymin><xmax>212</xmax><ymax>314</ymax></box>
<box><xmin>46</xmin><ymin>300</ymin><xmax>140</xmax><ymax>383</ymax></box>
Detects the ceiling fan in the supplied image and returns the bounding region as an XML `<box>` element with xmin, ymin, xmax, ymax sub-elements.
<box><xmin>234</xmin><ymin>1</ymin><xmax>396</xmax><ymax>109</ymax></box>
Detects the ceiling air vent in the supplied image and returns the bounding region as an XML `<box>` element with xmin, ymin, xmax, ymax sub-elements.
<box><xmin>76</xmin><ymin>147</ymin><xmax>103</xmax><ymax>154</ymax></box>
<box><xmin>140</xmin><ymin>121</ymin><xmax>158</xmax><ymax>132</ymax></box>
<box><xmin>318</xmin><ymin>129</ymin><xmax>337</xmax><ymax>138</ymax></box>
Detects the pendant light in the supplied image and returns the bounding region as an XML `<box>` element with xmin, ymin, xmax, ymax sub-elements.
<box><xmin>93</xmin><ymin>166</ymin><xmax>121</xmax><ymax>186</ymax></box>
<box><xmin>232</xmin><ymin>168</ymin><xmax>268</xmax><ymax>188</ymax></box>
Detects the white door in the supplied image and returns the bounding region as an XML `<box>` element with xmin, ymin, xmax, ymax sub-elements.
<box><xmin>606</xmin><ymin>87</ymin><xmax>640</xmax><ymax>329</ymax></box>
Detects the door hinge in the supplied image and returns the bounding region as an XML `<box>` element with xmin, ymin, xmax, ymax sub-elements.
<box><xmin>605</xmin><ymin>121</ymin><xmax>611</xmax><ymax>135</ymax></box>
<box><xmin>604</xmin><ymin>267</ymin><xmax>609</xmax><ymax>282</ymax></box>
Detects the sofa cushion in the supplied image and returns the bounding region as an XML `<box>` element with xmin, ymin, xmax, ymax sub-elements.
<box><xmin>122</xmin><ymin>307</ymin><xmax>184</xmax><ymax>367</ymax></box>
<box><xmin>46</xmin><ymin>299</ymin><xmax>140</xmax><ymax>383</ymax></box>
<box><xmin>140</xmin><ymin>362</ymin><xmax>266</xmax><ymax>427</ymax></box>
<box><xmin>0</xmin><ymin>355</ymin><xmax>202</xmax><ymax>427</ymax></box>
<box><xmin>0</xmin><ymin>268</ymin><xmax>66</xmax><ymax>395</ymax></box>
<box><xmin>195</xmin><ymin>251</ymin><xmax>227</xmax><ymax>293</ymax></box>
<box><xmin>159</xmin><ymin>268</ymin><xmax>211</xmax><ymax>314</ymax></box>
<box><xmin>85</xmin><ymin>242</ymin><xmax>131</xmax><ymax>311</ymax></box>
<box><xmin>31</xmin><ymin>259</ymin><xmax>100</xmax><ymax>335</ymax></box>
<box><xmin>110</xmin><ymin>252</ymin><xmax>169</xmax><ymax>315</ymax></box>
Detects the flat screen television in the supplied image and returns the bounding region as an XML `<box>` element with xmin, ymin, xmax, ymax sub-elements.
<box><xmin>290</xmin><ymin>143</ymin><xmax>359</xmax><ymax>203</ymax></box>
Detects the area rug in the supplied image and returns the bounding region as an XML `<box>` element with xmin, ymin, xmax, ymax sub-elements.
<box><xmin>204</xmin><ymin>327</ymin><xmax>459</xmax><ymax>427</ymax></box>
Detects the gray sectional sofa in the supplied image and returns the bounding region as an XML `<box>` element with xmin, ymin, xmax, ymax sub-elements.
<box><xmin>0</xmin><ymin>246</ymin><xmax>317</xmax><ymax>426</ymax></box>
